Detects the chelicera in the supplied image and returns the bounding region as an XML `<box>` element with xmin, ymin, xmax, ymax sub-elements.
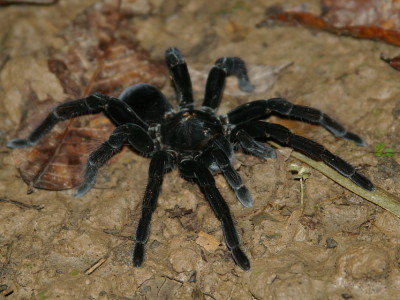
<box><xmin>8</xmin><ymin>47</ymin><xmax>374</xmax><ymax>270</ymax></box>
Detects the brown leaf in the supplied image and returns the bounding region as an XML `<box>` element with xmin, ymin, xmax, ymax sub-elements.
<box><xmin>196</xmin><ymin>231</ymin><xmax>221</xmax><ymax>252</ymax></box>
<box><xmin>380</xmin><ymin>53</ymin><xmax>400</xmax><ymax>71</ymax></box>
<box><xmin>0</xmin><ymin>0</ymin><xmax>56</xmax><ymax>3</ymax></box>
<box><xmin>258</xmin><ymin>0</ymin><xmax>400</xmax><ymax>46</ymax></box>
<box><xmin>14</xmin><ymin>112</ymin><xmax>113</xmax><ymax>190</ymax></box>
<box><xmin>11</xmin><ymin>0</ymin><xmax>167</xmax><ymax>191</ymax></box>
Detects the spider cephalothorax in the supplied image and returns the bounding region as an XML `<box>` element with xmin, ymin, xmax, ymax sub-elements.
<box><xmin>8</xmin><ymin>47</ymin><xmax>374</xmax><ymax>270</ymax></box>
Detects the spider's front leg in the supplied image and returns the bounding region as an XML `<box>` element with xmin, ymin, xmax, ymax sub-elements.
<box><xmin>227</xmin><ymin>98</ymin><xmax>366</xmax><ymax>146</ymax></box>
<box><xmin>7</xmin><ymin>93</ymin><xmax>147</xmax><ymax>149</ymax></box>
<box><xmin>75</xmin><ymin>123</ymin><xmax>154</xmax><ymax>197</ymax></box>
<box><xmin>202</xmin><ymin>57</ymin><xmax>254</xmax><ymax>110</ymax></box>
<box><xmin>133</xmin><ymin>150</ymin><xmax>173</xmax><ymax>267</ymax></box>
<box><xmin>179</xmin><ymin>160</ymin><xmax>250</xmax><ymax>271</ymax></box>
<box><xmin>165</xmin><ymin>47</ymin><xmax>194</xmax><ymax>109</ymax></box>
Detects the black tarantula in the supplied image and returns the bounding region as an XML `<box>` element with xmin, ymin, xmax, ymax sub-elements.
<box><xmin>8</xmin><ymin>47</ymin><xmax>374</xmax><ymax>271</ymax></box>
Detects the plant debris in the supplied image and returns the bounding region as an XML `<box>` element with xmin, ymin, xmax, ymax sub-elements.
<box><xmin>10</xmin><ymin>1</ymin><xmax>167</xmax><ymax>191</ymax></box>
<box><xmin>258</xmin><ymin>0</ymin><xmax>400</xmax><ymax>46</ymax></box>
<box><xmin>0</xmin><ymin>0</ymin><xmax>56</xmax><ymax>4</ymax></box>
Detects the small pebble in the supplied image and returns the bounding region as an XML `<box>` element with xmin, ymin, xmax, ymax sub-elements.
<box><xmin>326</xmin><ymin>237</ymin><xmax>338</xmax><ymax>249</ymax></box>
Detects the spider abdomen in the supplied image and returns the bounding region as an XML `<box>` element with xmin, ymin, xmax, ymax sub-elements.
<box><xmin>160</xmin><ymin>110</ymin><xmax>223</xmax><ymax>151</ymax></box>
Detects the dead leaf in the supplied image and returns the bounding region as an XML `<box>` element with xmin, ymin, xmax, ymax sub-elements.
<box><xmin>258</xmin><ymin>0</ymin><xmax>400</xmax><ymax>46</ymax></box>
<box><xmin>0</xmin><ymin>0</ymin><xmax>56</xmax><ymax>3</ymax></box>
<box><xmin>380</xmin><ymin>53</ymin><xmax>400</xmax><ymax>71</ymax></box>
<box><xmin>196</xmin><ymin>231</ymin><xmax>221</xmax><ymax>252</ymax></box>
<box><xmin>11</xmin><ymin>0</ymin><xmax>167</xmax><ymax>191</ymax></box>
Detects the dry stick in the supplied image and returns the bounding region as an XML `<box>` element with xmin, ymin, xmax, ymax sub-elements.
<box><xmin>0</xmin><ymin>197</ymin><xmax>44</xmax><ymax>210</ymax></box>
<box><xmin>84</xmin><ymin>257</ymin><xmax>107</xmax><ymax>275</ymax></box>
<box><xmin>0</xmin><ymin>0</ymin><xmax>56</xmax><ymax>3</ymax></box>
<box><xmin>268</xmin><ymin>141</ymin><xmax>400</xmax><ymax>218</ymax></box>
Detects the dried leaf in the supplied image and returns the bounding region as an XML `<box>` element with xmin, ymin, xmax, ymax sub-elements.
<box><xmin>165</xmin><ymin>207</ymin><xmax>193</xmax><ymax>218</ymax></box>
<box><xmin>196</xmin><ymin>231</ymin><xmax>221</xmax><ymax>252</ymax></box>
<box><xmin>11</xmin><ymin>0</ymin><xmax>167</xmax><ymax>191</ymax></box>
<box><xmin>258</xmin><ymin>0</ymin><xmax>400</xmax><ymax>46</ymax></box>
<box><xmin>0</xmin><ymin>0</ymin><xmax>56</xmax><ymax>4</ymax></box>
<box><xmin>381</xmin><ymin>53</ymin><xmax>400</xmax><ymax>71</ymax></box>
<box><xmin>13</xmin><ymin>113</ymin><xmax>113</xmax><ymax>190</ymax></box>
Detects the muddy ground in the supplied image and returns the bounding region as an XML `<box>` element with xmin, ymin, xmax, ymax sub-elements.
<box><xmin>1</xmin><ymin>0</ymin><xmax>400</xmax><ymax>299</ymax></box>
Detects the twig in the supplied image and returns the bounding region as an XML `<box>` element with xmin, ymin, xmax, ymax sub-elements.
<box><xmin>269</xmin><ymin>141</ymin><xmax>400</xmax><ymax>218</ymax></box>
<box><xmin>84</xmin><ymin>257</ymin><xmax>107</xmax><ymax>275</ymax></box>
<box><xmin>0</xmin><ymin>197</ymin><xmax>44</xmax><ymax>210</ymax></box>
<box><xmin>0</xmin><ymin>0</ymin><xmax>56</xmax><ymax>4</ymax></box>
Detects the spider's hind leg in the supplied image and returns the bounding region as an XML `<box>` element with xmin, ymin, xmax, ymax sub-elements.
<box><xmin>243</xmin><ymin>121</ymin><xmax>375</xmax><ymax>191</ymax></box>
<box><xmin>202</xmin><ymin>57</ymin><xmax>254</xmax><ymax>110</ymax></box>
<box><xmin>227</xmin><ymin>98</ymin><xmax>366</xmax><ymax>146</ymax></box>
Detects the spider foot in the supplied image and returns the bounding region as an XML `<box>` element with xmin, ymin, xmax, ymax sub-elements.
<box><xmin>74</xmin><ymin>180</ymin><xmax>95</xmax><ymax>197</ymax></box>
<box><xmin>350</xmin><ymin>172</ymin><xmax>375</xmax><ymax>192</ymax></box>
<box><xmin>238</xmin><ymin>78</ymin><xmax>255</xmax><ymax>93</ymax></box>
<box><xmin>133</xmin><ymin>242</ymin><xmax>145</xmax><ymax>267</ymax></box>
<box><xmin>231</xmin><ymin>246</ymin><xmax>250</xmax><ymax>271</ymax></box>
<box><xmin>235</xmin><ymin>129</ymin><xmax>276</xmax><ymax>159</ymax></box>
<box><xmin>236</xmin><ymin>186</ymin><xmax>253</xmax><ymax>208</ymax></box>
<box><xmin>165</xmin><ymin>47</ymin><xmax>184</xmax><ymax>66</ymax></box>
<box><xmin>342</xmin><ymin>132</ymin><xmax>366</xmax><ymax>147</ymax></box>
<box><xmin>7</xmin><ymin>138</ymin><xmax>34</xmax><ymax>148</ymax></box>
<box><xmin>246</xmin><ymin>140</ymin><xmax>276</xmax><ymax>159</ymax></box>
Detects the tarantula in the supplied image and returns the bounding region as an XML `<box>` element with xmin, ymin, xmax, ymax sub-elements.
<box><xmin>8</xmin><ymin>47</ymin><xmax>374</xmax><ymax>271</ymax></box>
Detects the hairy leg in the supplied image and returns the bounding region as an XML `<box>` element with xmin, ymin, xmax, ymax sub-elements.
<box><xmin>165</xmin><ymin>47</ymin><xmax>194</xmax><ymax>109</ymax></box>
<box><xmin>227</xmin><ymin>98</ymin><xmax>366</xmax><ymax>146</ymax></box>
<box><xmin>133</xmin><ymin>150</ymin><xmax>172</xmax><ymax>267</ymax></box>
<box><xmin>75</xmin><ymin>123</ymin><xmax>154</xmax><ymax>197</ymax></box>
<box><xmin>238</xmin><ymin>121</ymin><xmax>374</xmax><ymax>191</ymax></box>
<box><xmin>203</xmin><ymin>57</ymin><xmax>254</xmax><ymax>110</ymax></box>
<box><xmin>7</xmin><ymin>93</ymin><xmax>147</xmax><ymax>149</ymax></box>
<box><xmin>180</xmin><ymin>159</ymin><xmax>250</xmax><ymax>270</ymax></box>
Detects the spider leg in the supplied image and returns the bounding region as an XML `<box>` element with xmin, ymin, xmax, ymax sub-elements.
<box><xmin>7</xmin><ymin>93</ymin><xmax>147</xmax><ymax>149</ymax></box>
<box><xmin>179</xmin><ymin>160</ymin><xmax>250</xmax><ymax>271</ymax></box>
<box><xmin>199</xmin><ymin>135</ymin><xmax>253</xmax><ymax>207</ymax></box>
<box><xmin>118</xmin><ymin>83</ymin><xmax>173</xmax><ymax>124</ymax></box>
<box><xmin>202</xmin><ymin>57</ymin><xmax>254</xmax><ymax>110</ymax></box>
<box><xmin>133</xmin><ymin>150</ymin><xmax>172</xmax><ymax>267</ymax></box>
<box><xmin>75</xmin><ymin>123</ymin><xmax>154</xmax><ymax>197</ymax></box>
<box><xmin>239</xmin><ymin>121</ymin><xmax>375</xmax><ymax>191</ymax></box>
<box><xmin>227</xmin><ymin>98</ymin><xmax>366</xmax><ymax>146</ymax></box>
<box><xmin>165</xmin><ymin>47</ymin><xmax>194</xmax><ymax>109</ymax></box>
<box><xmin>234</xmin><ymin>129</ymin><xmax>276</xmax><ymax>159</ymax></box>
<box><xmin>211</xmin><ymin>148</ymin><xmax>253</xmax><ymax>208</ymax></box>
